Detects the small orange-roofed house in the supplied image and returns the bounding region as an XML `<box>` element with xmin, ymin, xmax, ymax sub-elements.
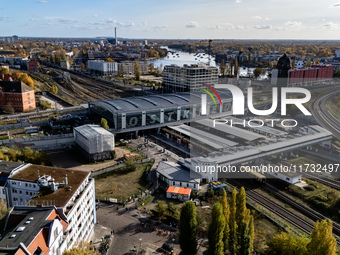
<box><xmin>166</xmin><ymin>186</ymin><xmax>191</xmax><ymax>201</ymax></box>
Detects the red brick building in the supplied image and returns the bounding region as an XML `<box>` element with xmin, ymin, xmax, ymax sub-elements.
<box><xmin>288</xmin><ymin>65</ymin><xmax>333</xmax><ymax>85</ymax></box>
<box><xmin>28</xmin><ymin>60</ymin><xmax>39</xmax><ymax>72</ymax></box>
<box><xmin>0</xmin><ymin>81</ymin><xmax>36</xmax><ymax>112</ymax></box>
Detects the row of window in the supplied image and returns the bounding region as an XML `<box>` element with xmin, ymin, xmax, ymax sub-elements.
<box><xmin>12</xmin><ymin>181</ymin><xmax>36</xmax><ymax>188</ymax></box>
<box><xmin>12</xmin><ymin>189</ymin><xmax>34</xmax><ymax>196</ymax></box>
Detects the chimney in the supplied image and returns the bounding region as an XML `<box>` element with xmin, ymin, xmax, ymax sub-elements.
<box><xmin>65</xmin><ymin>174</ymin><xmax>68</xmax><ymax>185</ymax></box>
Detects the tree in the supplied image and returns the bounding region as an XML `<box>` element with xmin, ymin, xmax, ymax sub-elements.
<box><xmin>305</xmin><ymin>59</ymin><xmax>312</xmax><ymax>67</ymax></box>
<box><xmin>220</xmin><ymin>59</ymin><xmax>226</xmax><ymax>76</ymax></box>
<box><xmin>4</xmin><ymin>102</ymin><xmax>14</xmax><ymax>114</ymax></box>
<box><xmin>0</xmin><ymin>67</ymin><xmax>9</xmax><ymax>76</ymax></box>
<box><xmin>220</xmin><ymin>190</ymin><xmax>230</xmax><ymax>250</ymax></box>
<box><xmin>248</xmin><ymin>215</ymin><xmax>254</xmax><ymax>253</ymax></box>
<box><xmin>229</xmin><ymin>188</ymin><xmax>238</xmax><ymax>255</ymax></box>
<box><xmin>208</xmin><ymin>203</ymin><xmax>226</xmax><ymax>255</ymax></box>
<box><xmin>236</xmin><ymin>187</ymin><xmax>249</xmax><ymax>226</ymax></box>
<box><xmin>63</xmin><ymin>241</ymin><xmax>98</xmax><ymax>255</ymax></box>
<box><xmin>50</xmin><ymin>85</ymin><xmax>58</xmax><ymax>94</ymax></box>
<box><xmin>100</xmin><ymin>118</ymin><xmax>109</xmax><ymax>130</ymax></box>
<box><xmin>106</xmin><ymin>57</ymin><xmax>114</xmax><ymax>62</ymax></box>
<box><xmin>253</xmin><ymin>67</ymin><xmax>265</xmax><ymax>79</ymax></box>
<box><xmin>267</xmin><ymin>232</ymin><xmax>309</xmax><ymax>255</ymax></box>
<box><xmin>179</xmin><ymin>201</ymin><xmax>197</xmax><ymax>255</ymax></box>
<box><xmin>234</xmin><ymin>58</ymin><xmax>239</xmax><ymax>77</ymax></box>
<box><xmin>237</xmin><ymin>220</ymin><xmax>251</xmax><ymax>255</ymax></box>
<box><xmin>135</xmin><ymin>61</ymin><xmax>141</xmax><ymax>81</ymax></box>
<box><xmin>307</xmin><ymin>220</ymin><xmax>337</xmax><ymax>255</ymax></box>
<box><xmin>156</xmin><ymin>200</ymin><xmax>167</xmax><ymax>220</ymax></box>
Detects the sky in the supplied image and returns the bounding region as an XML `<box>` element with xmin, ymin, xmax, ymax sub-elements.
<box><xmin>1</xmin><ymin>0</ymin><xmax>340</xmax><ymax>40</ymax></box>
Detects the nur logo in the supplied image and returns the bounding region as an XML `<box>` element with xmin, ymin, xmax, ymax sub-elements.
<box><xmin>200</xmin><ymin>84</ymin><xmax>311</xmax><ymax>116</ymax></box>
<box><xmin>200</xmin><ymin>83</ymin><xmax>222</xmax><ymax>115</ymax></box>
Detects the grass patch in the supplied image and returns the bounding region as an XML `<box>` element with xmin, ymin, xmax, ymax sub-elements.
<box><xmin>288</xmin><ymin>156</ymin><xmax>318</xmax><ymax>166</ymax></box>
<box><xmin>95</xmin><ymin>163</ymin><xmax>149</xmax><ymax>201</ymax></box>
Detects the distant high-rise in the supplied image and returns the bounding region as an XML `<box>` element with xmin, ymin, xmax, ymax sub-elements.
<box><xmin>115</xmin><ymin>27</ymin><xmax>118</xmax><ymax>46</ymax></box>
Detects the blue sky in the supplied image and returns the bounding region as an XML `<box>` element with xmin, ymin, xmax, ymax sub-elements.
<box><xmin>1</xmin><ymin>0</ymin><xmax>340</xmax><ymax>39</ymax></box>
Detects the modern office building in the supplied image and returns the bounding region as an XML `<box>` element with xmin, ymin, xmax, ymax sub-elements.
<box><xmin>162</xmin><ymin>64</ymin><xmax>218</xmax><ymax>92</ymax></box>
<box><xmin>89</xmin><ymin>88</ymin><xmax>234</xmax><ymax>133</ymax></box>
<box><xmin>5</xmin><ymin>164</ymin><xmax>96</xmax><ymax>250</ymax></box>
<box><xmin>88</xmin><ymin>60</ymin><xmax>118</xmax><ymax>76</ymax></box>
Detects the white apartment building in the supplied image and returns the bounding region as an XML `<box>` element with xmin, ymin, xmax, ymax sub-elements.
<box><xmin>88</xmin><ymin>60</ymin><xmax>118</xmax><ymax>76</ymax></box>
<box><xmin>162</xmin><ymin>64</ymin><xmax>218</xmax><ymax>92</ymax></box>
<box><xmin>4</xmin><ymin>164</ymin><xmax>96</xmax><ymax>252</ymax></box>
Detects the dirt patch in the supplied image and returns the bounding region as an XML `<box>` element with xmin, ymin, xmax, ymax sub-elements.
<box><xmin>49</xmin><ymin>147</ymin><xmax>132</xmax><ymax>172</ymax></box>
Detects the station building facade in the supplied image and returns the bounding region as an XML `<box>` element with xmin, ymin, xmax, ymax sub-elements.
<box><xmin>88</xmin><ymin>88</ymin><xmax>234</xmax><ymax>133</ymax></box>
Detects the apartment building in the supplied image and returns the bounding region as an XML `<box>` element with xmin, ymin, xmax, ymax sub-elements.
<box><xmin>0</xmin><ymin>81</ymin><xmax>36</xmax><ymax>112</ymax></box>
<box><xmin>4</xmin><ymin>164</ymin><xmax>96</xmax><ymax>251</ymax></box>
<box><xmin>162</xmin><ymin>64</ymin><xmax>218</xmax><ymax>92</ymax></box>
<box><xmin>0</xmin><ymin>206</ymin><xmax>68</xmax><ymax>255</ymax></box>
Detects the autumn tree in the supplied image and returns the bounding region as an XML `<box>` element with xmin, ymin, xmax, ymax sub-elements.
<box><xmin>100</xmin><ymin>118</ymin><xmax>109</xmax><ymax>130</ymax></box>
<box><xmin>106</xmin><ymin>58</ymin><xmax>114</xmax><ymax>62</ymax></box>
<box><xmin>229</xmin><ymin>188</ymin><xmax>237</xmax><ymax>254</ymax></box>
<box><xmin>267</xmin><ymin>232</ymin><xmax>309</xmax><ymax>255</ymax></box>
<box><xmin>307</xmin><ymin>220</ymin><xmax>337</xmax><ymax>255</ymax></box>
<box><xmin>220</xmin><ymin>59</ymin><xmax>226</xmax><ymax>76</ymax></box>
<box><xmin>253</xmin><ymin>67</ymin><xmax>266</xmax><ymax>79</ymax></box>
<box><xmin>179</xmin><ymin>201</ymin><xmax>197</xmax><ymax>255</ymax></box>
<box><xmin>234</xmin><ymin>58</ymin><xmax>239</xmax><ymax>77</ymax></box>
<box><xmin>220</xmin><ymin>190</ymin><xmax>230</xmax><ymax>250</ymax></box>
<box><xmin>135</xmin><ymin>61</ymin><xmax>140</xmax><ymax>81</ymax></box>
<box><xmin>208</xmin><ymin>203</ymin><xmax>226</xmax><ymax>255</ymax></box>
<box><xmin>63</xmin><ymin>241</ymin><xmax>98</xmax><ymax>255</ymax></box>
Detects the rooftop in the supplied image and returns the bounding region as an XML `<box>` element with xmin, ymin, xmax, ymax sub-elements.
<box><xmin>0</xmin><ymin>81</ymin><xmax>33</xmax><ymax>93</ymax></box>
<box><xmin>90</xmin><ymin>88</ymin><xmax>233</xmax><ymax>113</ymax></box>
<box><xmin>11</xmin><ymin>165</ymin><xmax>89</xmax><ymax>208</ymax></box>
<box><xmin>74</xmin><ymin>124</ymin><xmax>114</xmax><ymax>138</ymax></box>
<box><xmin>157</xmin><ymin>161</ymin><xmax>201</xmax><ymax>184</ymax></box>
<box><xmin>0</xmin><ymin>161</ymin><xmax>24</xmax><ymax>174</ymax></box>
<box><xmin>166</xmin><ymin>186</ymin><xmax>191</xmax><ymax>196</ymax></box>
<box><xmin>0</xmin><ymin>206</ymin><xmax>64</xmax><ymax>252</ymax></box>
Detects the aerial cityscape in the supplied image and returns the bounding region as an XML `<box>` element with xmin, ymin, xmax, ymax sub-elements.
<box><xmin>0</xmin><ymin>1</ymin><xmax>340</xmax><ymax>255</ymax></box>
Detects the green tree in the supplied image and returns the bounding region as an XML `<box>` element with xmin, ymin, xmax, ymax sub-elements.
<box><xmin>156</xmin><ymin>200</ymin><xmax>167</xmax><ymax>220</ymax></box>
<box><xmin>238</xmin><ymin>220</ymin><xmax>251</xmax><ymax>255</ymax></box>
<box><xmin>135</xmin><ymin>61</ymin><xmax>141</xmax><ymax>81</ymax></box>
<box><xmin>220</xmin><ymin>190</ymin><xmax>230</xmax><ymax>251</ymax></box>
<box><xmin>307</xmin><ymin>220</ymin><xmax>337</xmax><ymax>255</ymax></box>
<box><xmin>229</xmin><ymin>188</ymin><xmax>238</xmax><ymax>255</ymax></box>
<box><xmin>100</xmin><ymin>118</ymin><xmax>109</xmax><ymax>130</ymax></box>
<box><xmin>208</xmin><ymin>203</ymin><xmax>226</xmax><ymax>255</ymax></box>
<box><xmin>50</xmin><ymin>85</ymin><xmax>58</xmax><ymax>94</ymax></box>
<box><xmin>179</xmin><ymin>201</ymin><xmax>197</xmax><ymax>255</ymax></box>
<box><xmin>248</xmin><ymin>215</ymin><xmax>254</xmax><ymax>253</ymax></box>
<box><xmin>0</xmin><ymin>67</ymin><xmax>9</xmax><ymax>75</ymax></box>
<box><xmin>167</xmin><ymin>202</ymin><xmax>180</xmax><ymax>220</ymax></box>
<box><xmin>267</xmin><ymin>232</ymin><xmax>309</xmax><ymax>255</ymax></box>
<box><xmin>220</xmin><ymin>59</ymin><xmax>226</xmax><ymax>76</ymax></box>
<box><xmin>253</xmin><ymin>67</ymin><xmax>266</xmax><ymax>79</ymax></box>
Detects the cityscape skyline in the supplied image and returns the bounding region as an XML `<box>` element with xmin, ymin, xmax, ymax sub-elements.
<box><xmin>1</xmin><ymin>0</ymin><xmax>340</xmax><ymax>39</ymax></box>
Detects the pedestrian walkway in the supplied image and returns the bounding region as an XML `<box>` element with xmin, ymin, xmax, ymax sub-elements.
<box><xmin>92</xmin><ymin>224</ymin><xmax>113</xmax><ymax>252</ymax></box>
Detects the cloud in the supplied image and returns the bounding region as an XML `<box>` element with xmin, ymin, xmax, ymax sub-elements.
<box><xmin>236</xmin><ymin>0</ymin><xmax>242</xmax><ymax>3</ymax></box>
<box><xmin>105</xmin><ymin>18</ymin><xmax>115</xmax><ymax>24</ymax></box>
<box><xmin>323</xmin><ymin>21</ymin><xmax>338</xmax><ymax>28</ymax></box>
<box><xmin>253</xmin><ymin>25</ymin><xmax>272</xmax><ymax>29</ymax></box>
<box><xmin>153</xmin><ymin>25</ymin><xmax>167</xmax><ymax>31</ymax></box>
<box><xmin>140</xmin><ymin>21</ymin><xmax>148</xmax><ymax>26</ymax></box>
<box><xmin>284</xmin><ymin>21</ymin><xmax>302</xmax><ymax>28</ymax></box>
<box><xmin>45</xmin><ymin>17</ymin><xmax>76</xmax><ymax>24</ymax></box>
<box><xmin>37</xmin><ymin>0</ymin><xmax>47</xmax><ymax>3</ymax></box>
<box><xmin>0</xmin><ymin>16</ymin><xmax>10</xmax><ymax>22</ymax></box>
<box><xmin>331</xmin><ymin>3</ymin><xmax>340</xmax><ymax>7</ymax></box>
<box><xmin>186</xmin><ymin>22</ymin><xmax>199</xmax><ymax>28</ymax></box>
<box><xmin>236</xmin><ymin>25</ymin><xmax>247</xmax><ymax>30</ymax></box>
<box><xmin>252</xmin><ymin>16</ymin><xmax>269</xmax><ymax>20</ymax></box>
<box><xmin>214</xmin><ymin>22</ymin><xmax>233</xmax><ymax>30</ymax></box>
<box><xmin>93</xmin><ymin>14</ymin><xmax>98</xmax><ymax>18</ymax></box>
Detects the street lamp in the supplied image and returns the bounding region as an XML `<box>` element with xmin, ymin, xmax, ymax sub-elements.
<box><xmin>139</xmin><ymin>238</ymin><xmax>142</xmax><ymax>252</ymax></box>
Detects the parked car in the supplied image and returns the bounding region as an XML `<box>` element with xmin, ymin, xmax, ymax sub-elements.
<box><xmin>162</xmin><ymin>243</ymin><xmax>174</xmax><ymax>253</ymax></box>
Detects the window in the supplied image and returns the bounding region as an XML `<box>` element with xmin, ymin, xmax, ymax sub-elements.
<box><xmin>286</xmin><ymin>178</ymin><xmax>290</xmax><ymax>181</ymax></box>
<box><xmin>19</xmin><ymin>191</ymin><xmax>22</xmax><ymax>194</ymax></box>
<box><xmin>180</xmin><ymin>182</ymin><xmax>182</xmax><ymax>186</ymax></box>
<box><xmin>30</xmin><ymin>192</ymin><xmax>32</xmax><ymax>196</ymax></box>
<box><xmin>33</xmin><ymin>247</ymin><xmax>42</xmax><ymax>255</ymax></box>
<box><xmin>33</xmin><ymin>185</ymin><xmax>36</xmax><ymax>188</ymax></box>
<box><xmin>25</xmin><ymin>183</ymin><xmax>28</xmax><ymax>187</ymax></box>
<box><xmin>194</xmin><ymin>184</ymin><xmax>196</xmax><ymax>189</ymax></box>
<box><xmin>173</xmin><ymin>181</ymin><xmax>175</xmax><ymax>185</ymax></box>
<box><xmin>187</xmin><ymin>183</ymin><xmax>189</xmax><ymax>188</ymax></box>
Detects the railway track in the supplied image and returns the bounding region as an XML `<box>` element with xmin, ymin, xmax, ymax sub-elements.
<box><xmin>226</xmin><ymin>179</ymin><xmax>340</xmax><ymax>245</ymax></box>
<box><xmin>302</xmin><ymin>172</ymin><xmax>340</xmax><ymax>190</ymax></box>
<box><xmin>312</xmin><ymin>90</ymin><xmax>340</xmax><ymax>140</ymax></box>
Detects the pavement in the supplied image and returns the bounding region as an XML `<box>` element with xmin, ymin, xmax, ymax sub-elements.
<box><xmin>92</xmin><ymin>224</ymin><xmax>113</xmax><ymax>252</ymax></box>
